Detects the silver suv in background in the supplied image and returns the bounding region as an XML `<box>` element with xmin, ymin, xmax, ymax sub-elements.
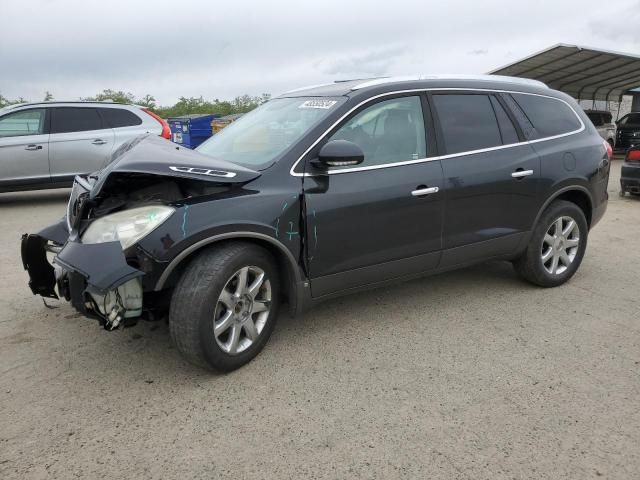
<box><xmin>0</xmin><ymin>101</ymin><xmax>171</xmax><ymax>192</ymax></box>
<box><xmin>584</xmin><ymin>109</ymin><xmax>616</xmax><ymax>148</ymax></box>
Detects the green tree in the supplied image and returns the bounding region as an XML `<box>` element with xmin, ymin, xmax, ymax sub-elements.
<box><xmin>82</xmin><ymin>89</ymin><xmax>136</xmax><ymax>104</ymax></box>
<box><xmin>137</xmin><ymin>94</ymin><xmax>156</xmax><ymax>109</ymax></box>
<box><xmin>5</xmin><ymin>88</ymin><xmax>270</xmax><ymax>117</ymax></box>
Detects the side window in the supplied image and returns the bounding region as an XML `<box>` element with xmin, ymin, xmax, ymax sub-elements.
<box><xmin>99</xmin><ymin>108</ymin><xmax>142</xmax><ymax>128</ymax></box>
<box><xmin>489</xmin><ymin>96</ymin><xmax>519</xmax><ymax>145</ymax></box>
<box><xmin>0</xmin><ymin>109</ymin><xmax>46</xmax><ymax>137</ymax></box>
<box><xmin>327</xmin><ymin>96</ymin><xmax>426</xmax><ymax>167</ymax></box>
<box><xmin>51</xmin><ymin>107</ymin><xmax>103</xmax><ymax>134</ymax></box>
<box><xmin>432</xmin><ymin>94</ymin><xmax>502</xmax><ymax>154</ymax></box>
<box><xmin>511</xmin><ymin>93</ymin><xmax>582</xmax><ymax>138</ymax></box>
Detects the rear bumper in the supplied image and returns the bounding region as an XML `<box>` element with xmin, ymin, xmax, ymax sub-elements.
<box><xmin>621</xmin><ymin>163</ymin><xmax>640</xmax><ymax>193</ymax></box>
<box><xmin>614</xmin><ymin>136</ymin><xmax>639</xmax><ymax>153</ymax></box>
<box><xmin>21</xmin><ymin>229</ymin><xmax>145</xmax><ymax>328</ymax></box>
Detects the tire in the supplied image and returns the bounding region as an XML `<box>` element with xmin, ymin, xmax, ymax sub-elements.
<box><xmin>513</xmin><ymin>200</ymin><xmax>588</xmax><ymax>288</ymax></box>
<box><xmin>169</xmin><ymin>242</ymin><xmax>280</xmax><ymax>372</ymax></box>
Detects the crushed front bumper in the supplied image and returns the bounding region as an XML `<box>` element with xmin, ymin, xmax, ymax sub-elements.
<box><xmin>21</xmin><ymin>228</ymin><xmax>145</xmax><ymax>329</ymax></box>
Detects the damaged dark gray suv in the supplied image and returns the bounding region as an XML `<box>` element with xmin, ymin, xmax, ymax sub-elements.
<box><xmin>21</xmin><ymin>76</ymin><xmax>611</xmax><ymax>371</ymax></box>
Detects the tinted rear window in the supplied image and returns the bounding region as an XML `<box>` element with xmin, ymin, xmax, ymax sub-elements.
<box><xmin>586</xmin><ymin>112</ymin><xmax>603</xmax><ymax>127</ymax></box>
<box><xmin>99</xmin><ymin>108</ymin><xmax>142</xmax><ymax>128</ymax></box>
<box><xmin>433</xmin><ymin>94</ymin><xmax>503</xmax><ymax>154</ymax></box>
<box><xmin>51</xmin><ymin>107</ymin><xmax>103</xmax><ymax>134</ymax></box>
<box><xmin>511</xmin><ymin>93</ymin><xmax>581</xmax><ymax>138</ymax></box>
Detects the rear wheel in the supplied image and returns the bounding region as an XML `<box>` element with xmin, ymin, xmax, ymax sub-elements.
<box><xmin>513</xmin><ymin>200</ymin><xmax>588</xmax><ymax>287</ymax></box>
<box><xmin>169</xmin><ymin>243</ymin><xmax>280</xmax><ymax>372</ymax></box>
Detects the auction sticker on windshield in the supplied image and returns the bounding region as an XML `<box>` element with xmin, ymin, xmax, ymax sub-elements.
<box><xmin>299</xmin><ymin>99</ymin><xmax>337</xmax><ymax>109</ymax></box>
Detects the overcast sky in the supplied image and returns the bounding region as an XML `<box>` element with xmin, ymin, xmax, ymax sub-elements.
<box><xmin>2</xmin><ymin>0</ymin><xmax>640</xmax><ymax>105</ymax></box>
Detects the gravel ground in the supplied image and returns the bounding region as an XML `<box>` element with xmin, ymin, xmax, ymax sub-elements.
<box><xmin>1</xmin><ymin>160</ymin><xmax>638</xmax><ymax>479</ymax></box>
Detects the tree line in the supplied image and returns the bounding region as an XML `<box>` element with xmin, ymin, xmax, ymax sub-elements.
<box><xmin>0</xmin><ymin>89</ymin><xmax>271</xmax><ymax>118</ymax></box>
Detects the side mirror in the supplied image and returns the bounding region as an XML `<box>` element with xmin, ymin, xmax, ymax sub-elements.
<box><xmin>316</xmin><ymin>140</ymin><xmax>364</xmax><ymax>168</ymax></box>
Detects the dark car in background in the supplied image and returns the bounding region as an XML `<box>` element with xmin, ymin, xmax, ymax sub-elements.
<box><xmin>615</xmin><ymin>112</ymin><xmax>640</xmax><ymax>153</ymax></box>
<box><xmin>620</xmin><ymin>146</ymin><xmax>640</xmax><ymax>196</ymax></box>
<box><xmin>21</xmin><ymin>75</ymin><xmax>610</xmax><ymax>372</ymax></box>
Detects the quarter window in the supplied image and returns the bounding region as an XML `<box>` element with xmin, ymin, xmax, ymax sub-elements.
<box><xmin>98</xmin><ymin>108</ymin><xmax>142</xmax><ymax>128</ymax></box>
<box><xmin>328</xmin><ymin>96</ymin><xmax>427</xmax><ymax>168</ymax></box>
<box><xmin>586</xmin><ymin>112</ymin><xmax>604</xmax><ymax>127</ymax></box>
<box><xmin>432</xmin><ymin>94</ymin><xmax>502</xmax><ymax>154</ymax></box>
<box><xmin>51</xmin><ymin>107</ymin><xmax>103</xmax><ymax>134</ymax></box>
<box><xmin>0</xmin><ymin>109</ymin><xmax>46</xmax><ymax>137</ymax></box>
<box><xmin>511</xmin><ymin>93</ymin><xmax>581</xmax><ymax>138</ymax></box>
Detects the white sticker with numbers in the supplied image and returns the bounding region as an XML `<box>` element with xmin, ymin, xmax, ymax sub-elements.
<box><xmin>299</xmin><ymin>99</ymin><xmax>337</xmax><ymax>109</ymax></box>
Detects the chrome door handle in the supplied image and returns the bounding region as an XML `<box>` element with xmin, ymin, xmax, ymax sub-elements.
<box><xmin>511</xmin><ymin>169</ymin><xmax>534</xmax><ymax>178</ymax></box>
<box><xmin>25</xmin><ymin>144</ymin><xmax>43</xmax><ymax>151</ymax></box>
<box><xmin>92</xmin><ymin>139</ymin><xmax>107</xmax><ymax>145</ymax></box>
<box><xmin>411</xmin><ymin>186</ymin><xmax>439</xmax><ymax>197</ymax></box>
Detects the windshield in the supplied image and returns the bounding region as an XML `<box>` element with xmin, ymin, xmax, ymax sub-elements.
<box><xmin>618</xmin><ymin>113</ymin><xmax>640</xmax><ymax>126</ymax></box>
<box><xmin>196</xmin><ymin>97</ymin><xmax>344</xmax><ymax>169</ymax></box>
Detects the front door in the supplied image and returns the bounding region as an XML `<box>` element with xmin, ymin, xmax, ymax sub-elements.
<box><xmin>49</xmin><ymin>107</ymin><xmax>115</xmax><ymax>183</ymax></box>
<box><xmin>0</xmin><ymin>108</ymin><xmax>50</xmax><ymax>189</ymax></box>
<box><xmin>303</xmin><ymin>95</ymin><xmax>444</xmax><ymax>298</ymax></box>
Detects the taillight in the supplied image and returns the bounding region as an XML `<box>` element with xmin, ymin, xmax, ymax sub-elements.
<box><xmin>604</xmin><ymin>139</ymin><xmax>613</xmax><ymax>160</ymax></box>
<box><xmin>626</xmin><ymin>148</ymin><xmax>640</xmax><ymax>162</ymax></box>
<box><xmin>142</xmin><ymin>108</ymin><xmax>171</xmax><ymax>140</ymax></box>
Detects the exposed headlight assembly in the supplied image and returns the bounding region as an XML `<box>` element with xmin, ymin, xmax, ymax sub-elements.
<box><xmin>82</xmin><ymin>205</ymin><xmax>175</xmax><ymax>249</ymax></box>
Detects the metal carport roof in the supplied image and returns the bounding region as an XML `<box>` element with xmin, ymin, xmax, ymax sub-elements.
<box><xmin>489</xmin><ymin>44</ymin><xmax>640</xmax><ymax>101</ymax></box>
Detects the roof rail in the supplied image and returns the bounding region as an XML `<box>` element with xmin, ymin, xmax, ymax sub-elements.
<box><xmin>4</xmin><ymin>100</ymin><xmax>134</xmax><ymax>108</ymax></box>
<box><xmin>351</xmin><ymin>74</ymin><xmax>548</xmax><ymax>90</ymax></box>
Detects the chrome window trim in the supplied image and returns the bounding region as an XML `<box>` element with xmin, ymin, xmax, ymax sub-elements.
<box><xmin>289</xmin><ymin>87</ymin><xmax>585</xmax><ymax>177</ymax></box>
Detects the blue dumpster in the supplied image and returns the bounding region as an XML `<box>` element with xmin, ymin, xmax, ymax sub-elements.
<box><xmin>168</xmin><ymin>114</ymin><xmax>220</xmax><ymax>149</ymax></box>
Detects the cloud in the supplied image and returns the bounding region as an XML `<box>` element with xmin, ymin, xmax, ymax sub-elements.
<box><xmin>1</xmin><ymin>0</ymin><xmax>639</xmax><ymax>104</ymax></box>
<box><xmin>317</xmin><ymin>45</ymin><xmax>407</xmax><ymax>77</ymax></box>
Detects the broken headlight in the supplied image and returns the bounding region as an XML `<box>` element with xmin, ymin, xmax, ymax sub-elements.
<box><xmin>82</xmin><ymin>205</ymin><xmax>175</xmax><ymax>249</ymax></box>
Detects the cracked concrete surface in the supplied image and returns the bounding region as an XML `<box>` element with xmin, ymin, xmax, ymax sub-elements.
<box><xmin>1</xmin><ymin>160</ymin><xmax>638</xmax><ymax>479</ymax></box>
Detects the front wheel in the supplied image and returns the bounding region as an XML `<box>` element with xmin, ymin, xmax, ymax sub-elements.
<box><xmin>513</xmin><ymin>200</ymin><xmax>588</xmax><ymax>287</ymax></box>
<box><xmin>169</xmin><ymin>243</ymin><xmax>280</xmax><ymax>372</ymax></box>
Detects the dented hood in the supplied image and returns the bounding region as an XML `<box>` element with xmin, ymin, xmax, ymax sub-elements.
<box><xmin>90</xmin><ymin>134</ymin><xmax>261</xmax><ymax>197</ymax></box>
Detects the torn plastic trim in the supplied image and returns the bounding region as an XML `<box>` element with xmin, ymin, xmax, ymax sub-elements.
<box><xmin>21</xmin><ymin>234</ymin><xmax>58</xmax><ymax>299</ymax></box>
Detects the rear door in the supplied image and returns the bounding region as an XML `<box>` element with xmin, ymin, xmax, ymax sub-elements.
<box><xmin>0</xmin><ymin>108</ymin><xmax>50</xmax><ymax>188</ymax></box>
<box><xmin>303</xmin><ymin>94</ymin><xmax>444</xmax><ymax>297</ymax></box>
<box><xmin>49</xmin><ymin>107</ymin><xmax>115</xmax><ymax>182</ymax></box>
<box><xmin>430</xmin><ymin>92</ymin><xmax>541</xmax><ymax>266</ymax></box>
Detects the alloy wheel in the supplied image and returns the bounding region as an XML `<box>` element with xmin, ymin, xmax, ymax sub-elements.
<box><xmin>213</xmin><ymin>266</ymin><xmax>271</xmax><ymax>355</ymax></box>
<box><xmin>541</xmin><ymin>216</ymin><xmax>580</xmax><ymax>275</ymax></box>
